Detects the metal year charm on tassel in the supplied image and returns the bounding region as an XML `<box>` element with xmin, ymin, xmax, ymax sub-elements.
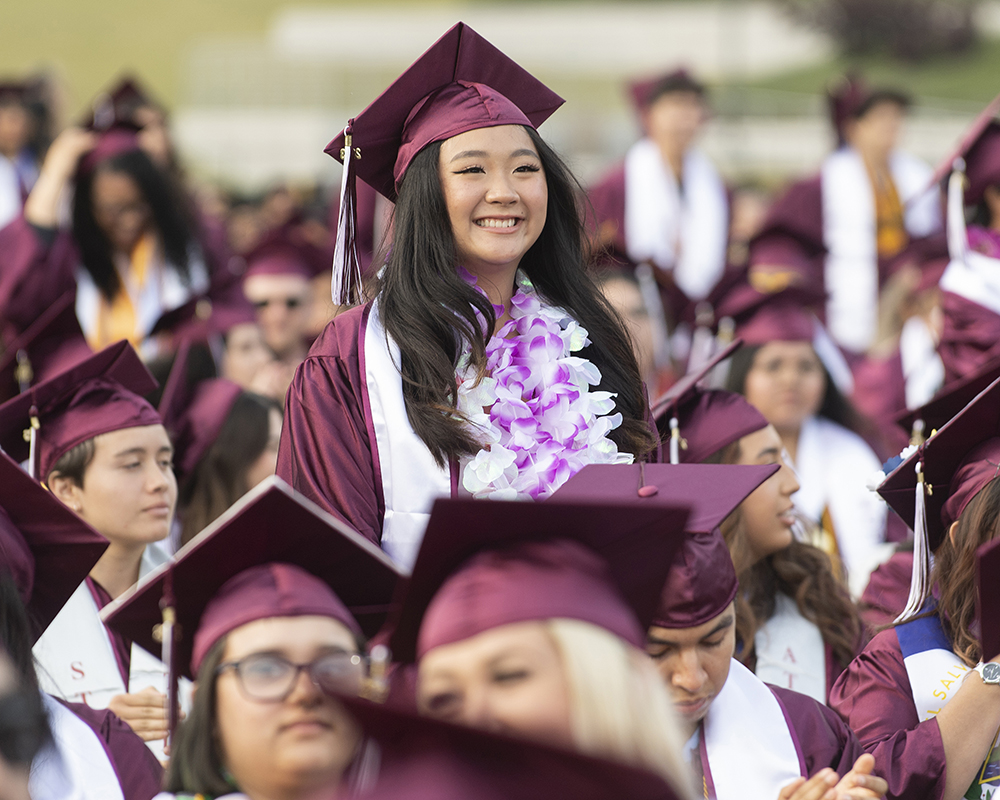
<box><xmin>339</xmin><ymin>133</ymin><xmax>361</xmax><ymax>161</ymax></box>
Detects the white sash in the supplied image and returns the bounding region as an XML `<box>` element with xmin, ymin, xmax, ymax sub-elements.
<box><xmin>0</xmin><ymin>155</ymin><xmax>21</xmax><ymax>231</ymax></box>
<box><xmin>821</xmin><ymin>148</ymin><xmax>938</xmax><ymax>353</ymax></box>
<box><xmin>623</xmin><ymin>139</ymin><xmax>728</xmax><ymax>301</ymax></box>
<box><xmin>703</xmin><ymin>659</ymin><xmax>803</xmax><ymax>799</ymax></box>
<box><xmin>793</xmin><ymin>416</ymin><xmax>887</xmax><ymax>595</ymax></box>
<box><xmin>753</xmin><ymin>594</ymin><xmax>827</xmax><ymax>704</ymax></box>
<box><xmin>364</xmin><ymin>300</ymin><xmax>452</xmax><ymax>571</ymax></box>
<box><xmin>900</xmin><ymin>315</ymin><xmax>944</xmax><ymax>410</ymax></box>
<box><xmin>29</xmin><ymin>693</ymin><xmax>125</xmax><ymax>800</ymax></box>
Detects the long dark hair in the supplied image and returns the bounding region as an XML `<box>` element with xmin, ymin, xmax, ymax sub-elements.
<box><xmin>725</xmin><ymin>343</ymin><xmax>867</xmax><ymax>436</ymax></box>
<box><xmin>376</xmin><ymin>126</ymin><xmax>655</xmax><ymax>467</ymax></box>
<box><xmin>708</xmin><ymin>440</ymin><xmax>862</xmax><ymax>671</ymax></box>
<box><xmin>72</xmin><ymin>148</ymin><xmax>195</xmax><ymax>302</ymax></box>
<box><xmin>931</xmin><ymin>475</ymin><xmax>1000</xmax><ymax>666</ymax></box>
<box><xmin>163</xmin><ymin>637</ymin><xmax>232</xmax><ymax>796</ymax></box>
<box><xmin>178</xmin><ymin>392</ymin><xmax>281</xmax><ymax>546</ymax></box>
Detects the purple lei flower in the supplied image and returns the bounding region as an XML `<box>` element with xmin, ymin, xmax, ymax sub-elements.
<box><xmin>455</xmin><ymin>271</ymin><xmax>633</xmax><ymax>500</ymax></box>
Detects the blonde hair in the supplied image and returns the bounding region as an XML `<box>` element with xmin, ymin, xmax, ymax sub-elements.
<box><xmin>545</xmin><ymin>619</ymin><xmax>696</xmax><ymax>799</ymax></box>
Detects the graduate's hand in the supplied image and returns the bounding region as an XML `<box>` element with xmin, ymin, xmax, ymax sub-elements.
<box><xmin>778</xmin><ymin>768</ymin><xmax>838</xmax><ymax>800</ymax></box>
<box><xmin>108</xmin><ymin>686</ymin><xmax>169</xmax><ymax>741</ymax></box>
<box><xmin>24</xmin><ymin>128</ymin><xmax>97</xmax><ymax>229</ymax></box>
<box><xmin>831</xmin><ymin>754</ymin><xmax>887</xmax><ymax>799</ymax></box>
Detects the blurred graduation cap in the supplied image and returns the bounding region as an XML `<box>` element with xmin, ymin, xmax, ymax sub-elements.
<box><xmin>0</xmin><ymin>451</ymin><xmax>108</xmax><ymax>642</ymax></box>
<box><xmin>244</xmin><ymin>222</ymin><xmax>331</xmax><ymax>280</ymax></box>
<box><xmin>0</xmin><ymin>340</ymin><xmax>159</xmax><ymax>482</ymax></box>
<box><xmin>327</xmin><ymin>692</ymin><xmax>684</xmax><ymax>800</ymax></box>
<box><xmin>102</xmin><ymin>476</ymin><xmax>403</xmax><ymax>681</ymax></box>
<box><xmin>325</xmin><ymin>21</ymin><xmax>564</xmax><ymax>305</ymax></box>
<box><xmin>0</xmin><ymin>290</ymin><xmax>92</xmax><ymax>404</ymax></box>
<box><xmin>879</xmin><ymin>375</ymin><xmax>1000</xmax><ymax>621</ymax></box>
<box><xmin>649</xmin><ymin>340</ymin><xmax>769</xmax><ymax>464</ymax></box>
<box><xmin>386</xmin><ymin>497</ymin><xmax>690</xmax><ymax>664</ymax></box>
<box><xmin>157</xmin><ymin>341</ymin><xmax>242</xmax><ymax>484</ymax></box>
<box><xmin>978</xmin><ymin>536</ymin><xmax>1000</xmax><ymax>662</ymax></box>
<box><xmin>628</xmin><ymin>67</ymin><xmax>706</xmax><ymax>112</ymax></box>
<box><xmin>827</xmin><ymin>73</ymin><xmax>910</xmax><ymax>148</ymax></box>
<box><xmin>148</xmin><ymin>271</ymin><xmax>256</xmax><ymax>345</ymax></box>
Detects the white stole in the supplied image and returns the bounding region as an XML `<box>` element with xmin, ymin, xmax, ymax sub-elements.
<box><xmin>753</xmin><ymin>594</ymin><xmax>827</xmax><ymax>704</ymax></box>
<box><xmin>75</xmin><ymin>243</ymin><xmax>210</xmax><ymax>357</ymax></box>
<box><xmin>793</xmin><ymin>415</ymin><xmax>887</xmax><ymax>597</ymax></box>
<box><xmin>900</xmin><ymin>315</ymin><xmax>944</xmax><ymax>410</ymax></box>
<box><xmin>364</xmin><ymin>300</ymin><xmax>452</xmax><ymax>571</ymax></box>
<box><xmin>821</xmin><ymin>148</ymin><xmax>938</xmax><ymax>353</ymax></box>
<box><xmin>623</xmin><ymin>139</ymin><xmax>728</xmax><ymax>301</ymax></box>
<box><xmin>702</xmin><ymin>659</ymin><xmax>804</xmax><ymax>799</ymax></box>
<box><xmin>0</xmin><ymin>154</ymin><xmax>22</xmax><ymax>231</ymax></box>
<box><xmin>29</xmin><ymin>693</ymin><xmax>125</xmax><ymax>800</ymax></box>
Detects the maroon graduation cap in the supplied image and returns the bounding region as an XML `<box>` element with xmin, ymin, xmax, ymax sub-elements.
<box><xmin>244</xmin><ymin>222</ymin><xmax>331</xmax><ymax>280</ymax></box>
<box><xmin>324</xmin><ymin>21</ymin><xmax>564</xmax><ymax>305</ymax></box>
<box><xmin>879</xmin><ymin>376</ymin><xmax>1000</xmax><ymax>620</ymax></box>
<box><xmin>0</xmin><ymin>451</ymin><xmax>108</xmax><ymax>642</ymax></box>
<box><xmin>650</xmin><ymin>340</ymin><xmax>769</xmax><ymax>464</ymax></box>
<box><xmin>627</xmin><ymin>68</ymin><xmax>705</xmax><ymax>112</ymax></box>
<box><xmin>101</xmin><ymin>476</ymin><xmax>403</xmax><ymax>680</ymax></box>
<box><xmin>0</xmin><ymin>341</ymin><xmax>160</xmax><ymax>482</ymax></box>
<box><xmin>386</xmin><ymin>497</ymin><xmax>690</xmax><ymax>664</ymax></box>
<box><xmin>552</xmin><ymin>462</ymin><xmax>776</xmax><ymax>629</ymax></box>
<box><xmin>157</xmin><ymin>342</ymin><xmax>242</xmax><ymax>484</ymax></box>
<box><xmin>0</xmin><ymin>290</ymin><xmax>92</xmax><ymax>404</ymax></box>
<box><xmin>326</xmin><ymin>692</ymin><xmax>683</xmax><ymax>800</ymax></box>
<box><xmin>928</xmin><ymin>92</ymin><xmax>1000</xmax><ymax>205</ymax></box>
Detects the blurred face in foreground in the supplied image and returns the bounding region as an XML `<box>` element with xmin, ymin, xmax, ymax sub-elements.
<box><xmin>417</xmin><ymin>620</ymin><xmax>574</xmax><ymax>749</ymax></box>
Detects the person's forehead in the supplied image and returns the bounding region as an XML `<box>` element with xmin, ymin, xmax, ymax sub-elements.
<box><xmin>243</xmin><ymin>272</ymin><xmax>311</xmax><ymax>298</ymax></box>
<box><xmin>224</xmin><ymin>614</ymin><xmax>357</xmax><ymax>658</ymax></box>
<box><xmin>92</xmin><ymin>423</ymin><xmax>170</xmax><ymax>454</ymax></box>
<box><xmin>439</xmin><ymin>124</ymin><xmax>538</xmax><ymax>157</ymax></box>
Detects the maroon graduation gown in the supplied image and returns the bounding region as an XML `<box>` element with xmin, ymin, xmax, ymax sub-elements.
<box><xmin>829</xmin><ymin>628</ymin><xmax>947</xmax><ymax>800</ymax></box>
<box><xmin>276</xmin><ymin>304</ymin><xmax>385</xmax><ymax>547</ymax></box>
<box><xmin>938</xmin><ymin>290</ymin><xmax>1000</xmax><ymax>385</ymax></box>
<box><xmin>61</xmin><ymin>698</ymin><xmax>164</xmax><ymax>800</ymax></box>
<box><xmin>770</xmin><ymin>686</ymin><xmax>865</xmax><ymax>777</ymax></box>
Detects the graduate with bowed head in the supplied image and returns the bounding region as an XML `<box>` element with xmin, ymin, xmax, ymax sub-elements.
<box><xmin>0</xmin><ymin>341</ymin><xmax>182</xmax><ymax>758</ymax></box>
<box><xmin>832</xmin><ymin>374</ymin><xmax>1000</xmax><ymax>800</ymax></box>
<box><xmin>102</xmin><ymin>476</ymin><xmax>403</xmax><ymax>800</ymax></box>
<box><xmin>278</xmin><ymin>22</ymin><xmax>653</xmax><ymax>571</ymax></box>
<box><xmin>0</xmin><ymin>450</ymin><xmax>163</xmax><ymax>800</ymax></box>
<box><xmin>553</xmin><ymin>460</ymin><xmax>880</xmax><ymax>799</ymax></box>
<box><xmin>381</xmin><ymin>496</ymin><xmax>696</xmax><ymax>798</ymax></box>
<box><xmin>650</xmin><ymin>344</ymin><xmax>863</xmax><ymax>704</ymax></box>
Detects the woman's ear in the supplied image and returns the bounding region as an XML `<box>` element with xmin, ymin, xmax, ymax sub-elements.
<box><xmin>48</xmin><ymin>473</ymin><xmax>83</xmax><ymax>514</ymax></box>
<box><xmin>948</xmin><ymin>520</ymin><xmax>960</xmax><ymax>548</ymax></box>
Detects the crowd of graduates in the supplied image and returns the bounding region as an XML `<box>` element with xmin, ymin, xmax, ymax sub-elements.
<box><xmin>3</xmin><ymin>18</ymin><xmax>1000</xmax><ymax>800</ymax></box>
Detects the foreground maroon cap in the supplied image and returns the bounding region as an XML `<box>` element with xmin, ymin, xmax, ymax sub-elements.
<box><xmin>388</xmin><ymin>498</ymin><xmax>690</xmax><ymax>664</ymax></box>
<box><xmin>158</xmin><ymin>343</ymin><xmax>242</xmax><ymax>483</ymax></box>
<box><xmin>978</xmin><ymin>537</ymin><xmax>1000</xmax><ymax>661</ymax></box>
<box><xmin>102</xmin><ymin>477</ymin><xmax>402</xmax><ymax>678</ymax></box>
<box><xmin>325</xmin><ymin>22</ymin><xmax>564</xmax><ymax>201</ymax></box>
<box><xmin>330</xmin><ymin>693</ymin><xmax>681</xmax><ymax>800</ymax></box>
<box><xmin>244</xmin><ymin>223</ymin><xmax>331</xmax><ymax>280</ymax></box>
<box><xmin>0</xmin><ymin>452</ymin><xmax>108</xmax><ymax>642</ymax></box>
<box><xmin>879</xmin><ymin>376</ymin><xmax>1000</xmax><ymax>549</ymax></box>
<box><xmin>552</xmin><ymin>463</ymin><xmax>776</xmax><ymax>629</ymax></box>
<box><xmin>0</xmin><ymin>341</ymin><xmax>160</xmax><ymax>482</ymax></box>
<box><xmin>650</xmin><ymin>340</ymin><xmax>768</xmax><ymax>463</ymax></box>
<box><xmin>928</xmin><ymin>93</ymin><xmax>1000</xmax><ymax>206</ymax></box>
<box><xmin>0</xmin><ymin>291</ymin><xmax>92</xmax><ymax>404</ymax></box>
<box><xmin>895</xmin><ymin>354</ymin><xmax>1000</xmax><ymax>438</ymax></box>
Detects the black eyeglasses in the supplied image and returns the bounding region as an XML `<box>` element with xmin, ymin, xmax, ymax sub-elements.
<box><xmin>253</xmin><ymin>297</ymin><xmax>304</xmax><ymax>311</ymax></box>
<box><xmin>216</xmin><ymin>651</ymin><xmax>367</xmax><ymax>702</ymax></box>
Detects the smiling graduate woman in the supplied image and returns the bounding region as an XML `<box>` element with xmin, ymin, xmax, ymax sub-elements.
<box><xmin>277</xmin><ymin>23</ymin><xmax>654</xmax><ymax>570</ymax></box>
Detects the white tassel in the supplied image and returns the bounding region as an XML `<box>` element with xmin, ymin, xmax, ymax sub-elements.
<box><xmin>946</xmin><ymin>158</ymin><xmax>968</xmax><ymax>265</ymax></box>
<box><xmin>25</xmin><ymin>406</ymin><xmax>39</xmax><ymax>481</ymax></box>
<box><xmin>331</xmin><ymin>124</ymin><xmax>362</xmax><ymax>306</ymax></box>
<box><xmin>669</xmin><ymin>416</ymin><xmax>681</xmax><ymax>465</ymax></box>
<box><xmin>895</xmin><ymin>460</ymin><xmax>930</xmax><ymax>623</ymax></box>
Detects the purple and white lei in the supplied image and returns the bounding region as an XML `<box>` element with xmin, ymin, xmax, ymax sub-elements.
<box><xmin>456</xmin><ymin>269</ymin><xmax>632</xmax><ymax>500</ymax></box>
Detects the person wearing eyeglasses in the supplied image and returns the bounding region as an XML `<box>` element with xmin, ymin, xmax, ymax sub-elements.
<box><xmin>101</xmin><ymin>479</ymin><xmax>402</xmax><ymax>800</ymax></box>
<box><xmin>241</xmin><ymin>223</ymin><xmax>328</xmax><ymax>373</ymax></box>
